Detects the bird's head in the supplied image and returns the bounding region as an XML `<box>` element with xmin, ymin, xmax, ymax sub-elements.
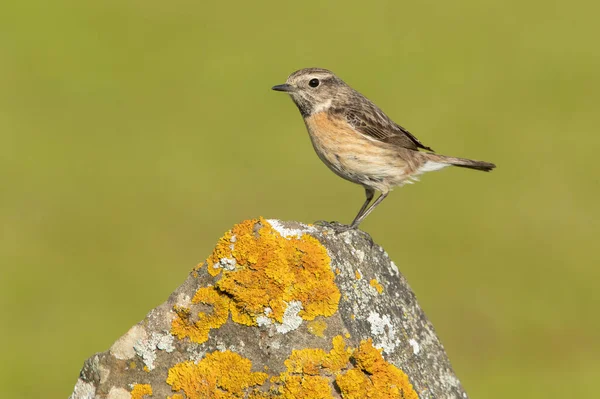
<box><xmin>272</xmin><ymin>68</ymin><xmax>348</xmax><ymax>117</ymax></box>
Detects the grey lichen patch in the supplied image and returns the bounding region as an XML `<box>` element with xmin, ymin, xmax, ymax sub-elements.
<box><xmin>367</xmin><ymin>310</ymin><xmax>401</xmax><ymax>354</ymax></box>
<box><xmin>266</xmin><ymin>218</ymin><xmax>317</xmax><ymax>238</ymax></box>
<box><xmin>409</xmin><ymin>338</ymin><xmax>421</xmax><ymax>355</ymax></box>
<box><xmin>133</xmin><ymin>330</ymin><xmax>175</xmax><ymax>370</ymax></box>
<box><xmin>256</xmin><ymin>300</ymin><xmax>304</xmax><ymax>334</ymax></box>
<box><xmin>256</xmin><ymin>308</ymin><xmax>273</xmax><ymax>329</ymax></box>
<box><xmin>217</xmin><ymin>256</ymin><xmax>237</xmax><ymax>271</ymax></box>
<box><xmin>390</xmin><ymin>260</ymin><xmax>400</xmax><ymax>276</ymax></box>
<box><xmin>185</xmin><ymin>343</ymin><xmax>206</xmax><ymax>363</ymax></box>
<box><xmin>275</xmin><ymin>300</ymin><xmax>303</xmax><ymax>334</ymax></box>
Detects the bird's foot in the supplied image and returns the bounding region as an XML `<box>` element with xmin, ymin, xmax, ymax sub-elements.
<box><xmin>313</xmin><ymin>220</ymin><xmax>333</xmax><ymax>228</ymax></box>
<box><xmin>330</xmin><ymin>222</ymin><xmax>355</xmax><ymax>234</ymax></box>
<box><xmin>314</xmin><ymin>220</ymin><xmax>353</xmax><ymax>233</ymax></box>
<box><xmin>322</xmin><ymin>221</ymin><xmax>375</xmax><ymax>248</ymax></box>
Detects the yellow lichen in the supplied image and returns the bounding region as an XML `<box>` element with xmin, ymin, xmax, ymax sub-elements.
<box><xmin>322</xmin><ymin>335</ymin><xmax>352</xmax><ymax>373</ymax></box>
<box><xmin>283</xmin><ymin>335</ymin><xmax>351</xmax><ymax>377</ymax></box>
<box><xmin>129</xmin><ymin>361</ymin><xmax>137</xmax><ymax>369</ymax></box>
<box><xmin>307</xmin><ymin>319</ymin><xmax>327</xmax><ymax>337</ymax></box>
<box><xmin>215</xmin><ymin>335</ymin><xmax>348</xmax><ymax>398</ymax></box>
<box><xmin>204</xmin><ymin>218</ymin><xmax>339</xmax><ymax>323</ymax></box>
<box><xmin>167</xmin><ymin>395</ymin><xmax>184</xmax><ymax>399</ymax></box>
<box><xmin>166</xmin><ymin>337</ymin><xmax>418</xmax><ymax>399</ymax></box>
<box><xmin>171</xmin><ymin>286</ymin><xmax>231</xmax><ymax>344</ymax></box>
<box><xmin>370</xmin><ymin>279</ymin><xmax>384</xmax><ymax>294</ymax></box>
<box><xmin>276</xmin><ymin>336</ymin><xmax>415</xmax><ymax>398</ymax></box>
<box><xmin>278</xmin><ymin>375</ymin><xmax>333</xmax><ymax>399</ymax></box>
<box><xmin>167</xmin><ymin>351</ymin><xmax>268</xmax><ymax>399</ymax></box>
<box><xmin>336</xmin><ymin>339</ymin><xmax>418</xmax><ymax>399</ymax></box>
<box><xmin>248</xmin><ymin>391</ymin><xmax>276</xmax><ymax>399</ymax></box>
<box><xmin>285</xmin><ymin>348</ymin><xmax>329</xmax><ymax>375</ymax></box>
<box><xmin>354</xmin><ymin>270</ymin><xmax>362</xmax><ymax>279</ymax></box>
<box><xmin>131</xmin><ymin>384</ymin><xmax>152</xmax><ymax>399</ymax></box>
<box><xmin>143</xmin><ymin>365</ymin><xmax>150</xmax><ymax>373</ymax></box>
<box><xmin>171</xmin><ymin>306</ymin><xmax>205</xmax><ymax>343</ymax></box>
<box><xmin>219</xmin><ymin>218</ymin><xmax>339</xmax><ymax>322</ymax></box>
<box><xmin>172</xmin><ymin>218</ymin><xmax>340</xmax><ymax>344</ymax></box>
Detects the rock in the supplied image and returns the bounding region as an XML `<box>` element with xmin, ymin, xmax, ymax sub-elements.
<box><xmin>69</xmin><ymin>218</ymin><xmax>467</xmax><ymax>399</ymax></box>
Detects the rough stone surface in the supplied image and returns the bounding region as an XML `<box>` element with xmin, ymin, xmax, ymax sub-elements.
<box><xmin>70</xmin><ymin>219</ymin><xmax>467</xmax><ymax>399</ymax></box>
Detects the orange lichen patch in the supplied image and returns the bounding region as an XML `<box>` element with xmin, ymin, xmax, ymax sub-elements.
<box><xmin>248</xmin><ymin>391</ymin><xmax>276</xmax><ymax>399</ymax></box>
<box><xmin>335</xmin><ymin>268</ymin><xmax>341</xmax><ymax>275</ymax></box>
<box><xmin>143</xmin><ymin>365</ymin><xmax>150</xmax><ymax>373</ymax></box>
<box><xmin>131</xmin><ymin>384</ymin><xmax>152</xmax><ymax>399</ymax></box>
<box><xmin>284</xmin><ymin>335</ymin><xmax>351</xmax><ymax>377</ymax></box>
<box><xmin>270</xmin><ymin>375</ymin><xmax>282</xmax><ymax>384</ymax></box>
<box><xmin>355</xmin><ymin>270</ymin><xmax>362</xmax><ymax>280</ymax></box>
<box><xmin>193</xmin><ymin>287</ymin><xmax>231</xmax><ymax>325</ymax></box>
<box><xmin>285</xmin><ymin>347</ymin><xmax>328</xmax><ymax>375</ymax></box>
<box><xmin>336</xmin><ymin>339</ymin><xmax>418</xmax><ymax>399</ymax></box>
<box><xmin>370</xmin><ymin>279</ymin><xmax>384</xmax><ymax>294</ymax></box>
<box><xmin>170</xmin><ymin>286</ymin><xmax>231</xmax><ymax>344</ymax></box>
<box><xmin>167</xmin><ymin>351</ymin><xmax>268</xmax><ymax>399</ymax></box>
<box><xmin>200</xmin><ymin>218</ymin><xmax>339</xmax><ymax>326</ymax></box>
<box><xmin>273</xmin><ymin>336</ymin><xmax>349</xmax><ymax>398</ymax></box>
<box><xmin>307</xmin><ymin>319</ymin><xmax>327</xmax><ymax>337</ymax></box>
<box><xmin>278</xmin><ymin>375</ymin><xmax>333</xmax><ymax>399</ymax></box>
<box><xmin>322</xmin><ymin>335</ymin><xmax>351</xmax><ymax>373</ymax></box>
<box><xmin>165</xmin><ymin>337</ymin><xmax>416</xmax><ymax>399</ymax></box>
<box><xmin>229</xmin><ymin>301</ymin><xmax>255</xmax><ymax>326</ymax></box>
<box><xmin>171</xmin><ymin>306</ymin><xmax>203</xmax><ymax>343</ymax></box>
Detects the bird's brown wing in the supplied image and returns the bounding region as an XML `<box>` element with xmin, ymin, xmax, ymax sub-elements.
<box><xmin>339</xmin><ymin>99</ymin><xmax>434</xmax><ymax>152</ymax></box>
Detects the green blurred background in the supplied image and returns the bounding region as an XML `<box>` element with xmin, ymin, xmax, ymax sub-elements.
<box><xmin>1</xmin><ymin>0</ymin><xmax>599</xmax><ymax>397</ymax></box>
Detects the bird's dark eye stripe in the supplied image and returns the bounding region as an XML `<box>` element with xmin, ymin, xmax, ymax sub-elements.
<box><xmin>309</xmin><ymin>78</ymin><xmax>320</xmax><ymax>87</ymax></box>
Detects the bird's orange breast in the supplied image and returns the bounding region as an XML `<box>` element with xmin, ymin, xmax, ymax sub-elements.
<box><xmin>303</xmin><ymin>112</ymin><xmax>411</xmax><ymax>191</ymax></box>
<box><xmin>304</xmin><ymin>112</ymin><xmax>360</xmax><ymax>145</ymax></box>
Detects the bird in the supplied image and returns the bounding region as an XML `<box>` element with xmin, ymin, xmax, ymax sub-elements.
<box><xmin>272</xmin><ymin>68</ymin><xmax>495</xmax><ymax>232</ymax></box>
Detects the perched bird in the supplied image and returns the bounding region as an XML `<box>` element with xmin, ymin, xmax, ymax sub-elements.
<box><xmin>272</xmin><ymin>68</ymin><xmax>495</xmax><ymax>231</ymax></box>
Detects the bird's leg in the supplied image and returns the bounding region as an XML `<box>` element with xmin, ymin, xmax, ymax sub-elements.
<box><xmin>350</xmin><ymin>187</ymin><xmax>375</xmax><ymax>226</ymax></box>
<box><xmin>348</xmin><ymin>190</ymin><xmax>389</xmax><ymax>230</ymax></box>
<box><xmin>332</xmin><ymin>187</ymin><xmax>375</xmax><ymax>233</ymax></box>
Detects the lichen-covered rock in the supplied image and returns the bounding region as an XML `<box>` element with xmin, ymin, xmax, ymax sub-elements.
<box><xmin>70</xmin><ymin>218</ymin><xmax>467</xmax><ymax>399</ymax></box>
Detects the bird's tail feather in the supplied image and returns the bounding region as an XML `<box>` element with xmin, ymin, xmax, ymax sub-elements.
<box><xmin>426</xmin><ymin>154</ymin><xmax>496</xmax><ymax>172</ymax></box>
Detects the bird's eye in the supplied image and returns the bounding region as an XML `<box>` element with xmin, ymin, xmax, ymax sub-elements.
<box><xmin>308</xmin><ymin>78</ymin><xmax>320</xmax><ymax>88</ymax></box>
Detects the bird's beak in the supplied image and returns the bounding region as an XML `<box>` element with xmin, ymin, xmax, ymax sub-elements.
<box><xmin>271</xmin><ymin>84</ymin><xmax>296</xmax><ymax>93</ymax></box>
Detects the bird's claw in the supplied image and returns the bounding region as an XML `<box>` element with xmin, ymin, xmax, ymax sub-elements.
<box><xmin>313</xmin><ymin>220</ymin><xmax>333</xmax><ymax>228</ymax></box>
<box><xmin>313</xmin><ymin>220</ymin><xmax>351</xmax><ymax>232</ymax></box>
<box><xmin>330</xmin><ymin>222</ymin><xmax>355</xmax><ymax>234</ymax></box>
<box><xmin>313</xmin><ymin>220</ymin><xmax>373</xmax><ymax>246</ymax></box>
